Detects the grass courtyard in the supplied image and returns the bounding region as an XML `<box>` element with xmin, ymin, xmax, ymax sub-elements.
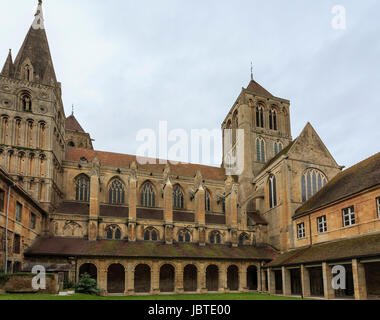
<box><xmin>0</xmin><ymin>292</ymin><xmax>303</xmax><ymax>300</ymax></box>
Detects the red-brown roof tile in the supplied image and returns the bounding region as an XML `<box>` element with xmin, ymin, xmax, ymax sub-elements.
<box><xmin>65</xmin><ymin>115</ymin><xmax>85</xmax><ymax>132</ymax></box>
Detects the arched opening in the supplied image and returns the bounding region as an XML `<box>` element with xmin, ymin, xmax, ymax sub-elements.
<box><xmin>160</xmin><ymin>264</ymin><xmax>175</xmax><ymax>293</ymax></box>
<box><xmin>107</xmin><ymin>264</ymin><xmax>125</xmax><ymax>294</ymax></box>
<box><xmin>206</xmin><ymin>265</ymin><xmax>219</xmax><ymax>292</ymax></box>
<box><xmin>134</xmin><ymin>264</ymin><xmax>151</xmax><ymax>293</ymax></box>
<box><xmin>247</xmin><ymin>266</ymin><xmax>258</xmax><ymax>291</ymax></box>
<box><xmin>227</xmin><ymin>265</ymin><xmax>239</xmax><ymax>291</ymax></box>
<box><xmin>79</xmin><ymin>263</ymin><xmax>97</xmax><ymax>281</ymax></box>
<box><xmin>183</xmin><ymin>265</ymin><xmax>197</xmax><ymax>292</ymax></box>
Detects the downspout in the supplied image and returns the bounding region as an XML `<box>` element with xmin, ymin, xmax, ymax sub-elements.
<box><xmin>4</xmin><ymin>184</ymin><xmax>12</xmax><ymax>274</ymax></box>
<box><xmin>309</xmin><ymin>214</ymin><xmax>312</xmax><ymax>246</ymax></box>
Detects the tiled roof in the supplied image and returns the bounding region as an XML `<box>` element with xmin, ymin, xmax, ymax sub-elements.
<box><xmin>246</xmin><ymin>80</ymin><xmax>274</xmax><ymax>98</ymax></box>
<box><xmin>65</xmin><ymin>115</ymin><xmax>85</xmax><ymax>132</ymax></box>
<box><xmin>295</xmin><ymin>152</ymin><xmax>380</xmax><ymax>217</ymax></box>
<box><xmin>266</xmin><ymin>232</ymin><xmax>380</xmax><ymax>267</ymax></box>
<box><xmin>65</xmin><ymin>148</ymin><xmax>226</xmax><ymax>181</ymax></box>
<box><xmin>25</xmin><ymin>237</ymin><xmax>278</xmax><ymax>261</ymax></box>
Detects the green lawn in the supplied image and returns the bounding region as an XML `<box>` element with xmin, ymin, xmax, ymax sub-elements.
<box><xmin>0</xmin><ymin>292</ymin><xmax>303</xmax><ymax>300</ymax></box>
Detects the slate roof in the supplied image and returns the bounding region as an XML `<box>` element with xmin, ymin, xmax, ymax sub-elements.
<box><xmin>266</xmin><ymin>232</ymin><xmax>380</xmax><ymax>267</ymax></box>
<box><xmin>246</xmin><ymin>80</ymin><xmax>274</xmax><ymax>98</ymax></box>
<box><xmin>65</xmin><ymin>115</ymin><xmax>86</xmax><ymax>132</ymax></box>
<box><xmin>25</xmin><ymin>237</ymin><xmax>278</xmax><ymax>261</ymax></box>
<box><xmin>295</xmin><ymin>152</ymin><xmax>380</xmax><ymax>217</ymax></box>
<box><xmin>65</xmin><ymin>148</ymin><xmax>227</xmax><ymax>181</ymax></box>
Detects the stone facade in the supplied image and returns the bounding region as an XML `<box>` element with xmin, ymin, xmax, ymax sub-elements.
<box><xmin>0</xmin><ymin>1</ymin><xmax>379</xmax><ymax>299</ymax></box>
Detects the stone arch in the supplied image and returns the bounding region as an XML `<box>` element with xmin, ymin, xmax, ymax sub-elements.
<box><xmin>107</xmin><ymin>263</ymin><xmax>125</xmax><ymax>294</ymax></box>
<box><xmin>79</xmin><ymin>263</ymin><xmax>97</xmax><ymax>281</ymax></box>
<box><xmin>160</xmin><ymin>264</ymin><xmax>175</xmax><ymax>293</ymax></box>
<box><xmin>143</xmin><ymin>226</ymin><xmax>159</xmax><ymax>241</ymax></box>
<box><xmin>134</xmin><ymin>264</ymin><xmax>151</xmax><ymax>293</ymax></box>
<box><xmin>227</xmin><ymin>265</ymin><xmax>239</xmax><ymax>291</ymax></box>
<box><xmin>139</xmin><ymin>180</ymin><xmax>158</xmax><ymax>207</ymax></box>
<box><xmin>183</xmin><ymin>264</ymin><xmax>197</xmax><ymax>292</ymax></box>
<box><xmin>107</xmin><ymin>176</ymin><xmax>126</xmax><ymax>205</ymax></box>
<box><xmin>206</xmin><ymin>264</ymin><xmax>219</xmax><ymax>292</ymax></box>
<box><xmin>247</xmin><ymin>265</ymin><xmax>258</xmax><ymax>291</ymax></box>
<box><xmin>173</xmin><ymin>183</ymin><xmax>186</xmax><ymax>209</ymax></box>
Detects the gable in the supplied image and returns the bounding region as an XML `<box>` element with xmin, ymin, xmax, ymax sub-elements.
<box><xmin>287</xmin><ymin>122</ymin><xmax>339</xmax><ymax>168</ymax></box>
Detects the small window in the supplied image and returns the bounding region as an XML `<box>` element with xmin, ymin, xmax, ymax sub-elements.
<box><xmin>377</xmin><ymin>197</ymin><xmax>380</xmax><ymax>219</ymax></box>
<box><xmin>13</xmin><ymin>234</ymin><xmax>21</xmax><ymax>254</ymax></box>
<box><xmin>178</xmin><ymin>230</ymin><xmax>191</xmax><ymax>243</ymax></box>
<box><xmin>209</xmin><ymin>231</ymin><xmax>222</xmax><ymax>244</ymax></box>
<box><xmin>268</xmin><ymin>175</ymin><xmax>277</xmax><ymax>209</ymax></box>
<box><xmin>317</xmin><ymin>215</ymin><xmax>327</xmax><ymax>233</ymax></box>
<box><xmin>30</xmin><ymin>213</ymin><xmax>36</xmax><ymax>230</ymax></box>
<box><xmin>205</xmin><ymin>190</ymin><xmax>211</xmax><ymax>212</ymax></box>
<box><xmin>343</xmin><ymin>206</ymin><xmax>355</xmax><ymax>227</ymax></box>
<box><xmin>297</xmin><ymin>223</ymin><xmax>306</xmax><ymax>239</ymax></box>
<box><xmin>16</xmin><ymin>202</ymin><xmax>22</xmax><ymax>223</ymax></box>
<box><xmin>144</xmin><ymin>228</ymin><xmax>158</xmax><ymax>241</ymax></box>
<box><xmin>0</xmin><ymin>189</ymin><xmax>5</xmax><ymax>212</ymax></box>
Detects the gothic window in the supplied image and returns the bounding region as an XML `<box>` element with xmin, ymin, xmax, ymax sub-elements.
<box><xmin>144</xmin><ymin>228</ymin><xmax>158</xmax><ymax>241</ymax></box>
<box><xmin>15</xmin><ymin>118</ymin><xmax>22</xmax><ymax>146</ymax></box>
<box><xmin>178</xmin><ymin>230</ymin><xmax>191</xmax><ymax>243</ymax></box>
<box><xmin>205</xmin><ymin>189</ymin><xmax>211</xmax><ymax>212</ymax></box>
<box><xmin>75</xmin><ymin>174</ymin><xmax>90</xmax><ymax>202</ymax></box>
<box><xmin>209</xmin><ymin>231</ymin><xmax>222</xmax><ymax>244</ymax></box>
<box><xmin>21</xmin><ymin>94</ymin><xmax>32</xmax><ymax>112</ymax></box>
<box><xmin>301</xmin><ymin>169</ymin><xmax>328</xmax><ymax>202</ymax></box>
<box><xmin>13</xmin><ymin>234</ymin><xmax>21</xmax><ymax>254</ymax></box>
<box><xmin>28</xmin><ymin>153</ymin><xmax>35</xmax><ymax>176</ymax></box>
<box><xmin>269</xmin><ymin>108</ymin><xmax>277</xmax><ymax>130</ymax></box>
<box><xmin>268</xmin><ymin>175</ymin><xmax>277</xmax><ymax>209</ymax></box>
<box><xmin>68</xmin><ymin>141</ymin><xmax>75</xmax><ymax>147</ymax></box>
<box><xmin>0</xmin><ymin>189</ymin><xmax>4</xmax><ymax>212</ymax></box>
<box><xmin>38</xmin><ymin>122</ymin><xmax>46</xmax><ymax>149</ymax></box>
<box><xmin>274</xmin><ymin>142</ymin><xmax>283</xmax><ymax>156</ymax></box>
<box><xmin>140</xmin><ymin>182</ymin><xmax>156</xmax><ymax>207</ymax></box>
<box><xmin>256</xmin><ymin>105</ymin><xmax>264</xmax><ymax>128</ymax></box>
<box><xmin>109</xmin><ymin>179</ymin><xmax>125</xmax><ymax>205</ymax></box>
<box><xmin>239</xmin><ymin>233</ymin><xmax>250</xmax><ymax>246</ymax></box>
<box><xmin>173</xmin><ymin>184</ymin><xmax>184</xmax><ymax>209</ymax></box>
<box><xmin>1</xmin><ymin>116</ymin><xmax>9</xmax><ymax>145</ymax></box>
<box><xmin>256</xmin><ymin>137</ymin><xmax>266</xmax><ymax>163</ymax></box>
<box><xmin>105</xmin><ymin>225</ymin><xmax>122</xmax><ymax>240</ymax></box>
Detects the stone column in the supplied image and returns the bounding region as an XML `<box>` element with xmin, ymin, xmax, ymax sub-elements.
<box><xmin>257</xmin><ymin>265</ymin><xmax>262</xmax><ymax>292</ymax></box>
<box><xmin>163</xmin><ymin>179</ymin><xmax>174</xmax><ymax>244</ymax></box>
<box><xmin>195</xmin><ymin>185</ymin><xmax>206</xmax><ymax>246</ymax></box>
<box><xmin>268</xmin><ymin>269</ymin><xmax>276</xmax><ymax>294</ymax></box>
<box><xmin>219</xmin><ymin>264</ymin><xmax>227</xmax><ymax>293</ymax></box>
<box><xmin>239</xmin><ymin>266</ymin><xmax>248</xmax><ymax>292</ymax></box>
<box><xmin>301</xmin><ymin>265</ymin><xmax>310</xmax><ymax>298</ymax></box>
<box><xmin>98</xmin><ymin>268</ymin><xmax>108</xmax><ymax>295</ymax></box>
<box><xmin>175</xmin><ymin>262</ymin><xmax>184</xmax><ymax>294</ymax></box>
<box><xmin>282</xmin><ymin>267</ymin><xmax>291</xmax><ymax>296</ymax></box>
<box><xmin>261</xmin><ymin>268</ymin><xmax>268</xmax><ymax>292</ymax></box>
<box><xmin>322</xmin><ymin>262</ymin><xmax>335</xmax><ymax>300</ymax></box>
<box><xmin>151</xmin><ymin>261</ymin><xmax>160</xmax><ymax>295</ymax></box>
<box><xmin>88</xmin><ymin>158</ymin><xmax>100</xmax><ymax>241</ymax></box>
<box><xmin>126</xmin><ymin>263</ymin><xmax>135</xmax><ymax>295</ymax></box>
<box><xmin>198</xmin><ymin>264</ymin><xmax>206</xmax><ymax>293</ymax></box>
<box><xmin>352</xmin><ymin>259</ymin><xmax>367</xmax><ymax>300</ymax></box>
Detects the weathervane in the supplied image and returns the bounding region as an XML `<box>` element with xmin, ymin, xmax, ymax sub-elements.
<box><xmin>251</xmin><ymin>62</ymin><xmax>253</xmax><ymax>81</ymax></box>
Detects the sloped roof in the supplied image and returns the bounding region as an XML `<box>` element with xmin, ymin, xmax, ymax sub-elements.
<box><xmin>1</xmin><ymin>50</ymin><xmax>14</xmax><ymax>77</ymax></box>
<box><xmin>25</xmin><ymin>237</ymin><xmax>278</xmax><ymax>261</ymax></box>
<box><xmin>295</xmin><ymin>152</ymin><xmax>380</xmax><ymax>217</ymax></box>
<box><xmin>65</xmin><ymin>148</ymin><xmax>227</xmax><ymax>181</ymax></box>
<box><xmin>245</xmin><ymin>80</ymin><xmax>274</xmax><ymax>98</ymax></box>
<box><xmin>65</xmin><ymin>115</ymin><xmax>85</xmax><ymax>132</ymax></box>
<box><xmin>13</xmin><ymin>26</ymin><xmax>57</xmax><ymax>86</ymax></box>
<box><xmin>267</xmin><ymin>232</ymin><xmax>380</xmax><ymax>267</ymax></box>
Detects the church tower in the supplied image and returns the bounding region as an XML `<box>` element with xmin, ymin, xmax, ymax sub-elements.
<box><xmin>0</xmin><ymin>1</ymin><xmax>65</xmax><ymax>211</ymax></box>
<box><xmin>222</xmin><ymin>72</ymin><xmax>293</xmax><ymax>203</ymax></box>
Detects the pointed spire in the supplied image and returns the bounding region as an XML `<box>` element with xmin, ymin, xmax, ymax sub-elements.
<box><xmin>13</xmin><ymin>0</ymin><xmax>57</xmax><ymax>85</ymax></box>
<box><xmin>32</xmin><ymin>0</ymin><xmax>45</xmax><ymax>30</ymax></box>
<box><xmin>1</xmin><ymin>49</ymin><xmax>14</xmax><ymax>77</ymax></box>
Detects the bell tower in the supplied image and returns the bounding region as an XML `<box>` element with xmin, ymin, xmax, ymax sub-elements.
<box><xmin>0</xmin><ymin>1</ymin><xmax>65</xmax><ymax>211</ymax></box>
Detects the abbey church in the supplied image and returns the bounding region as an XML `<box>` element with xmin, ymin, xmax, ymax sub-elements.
<box><xmin>0</xmin><ymin>2</ymin><xmax>379</xmax><ymax>299</ymax></box>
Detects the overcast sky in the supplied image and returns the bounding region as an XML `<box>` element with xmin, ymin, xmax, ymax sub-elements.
<box><xmin>1</xmin><ymin>0</ymin><xmax>379</xmax><ymax>169</ymax></box>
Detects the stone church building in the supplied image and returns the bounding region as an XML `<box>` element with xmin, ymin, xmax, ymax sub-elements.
<box><xmin>0</xmin><ymin>2</ymin><xmax>379</xmax><ymax>298</ymax></box>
